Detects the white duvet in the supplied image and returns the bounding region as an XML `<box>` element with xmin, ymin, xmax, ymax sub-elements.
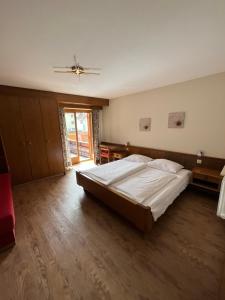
<box><xmin>111</xmin><ymin>167</ymin><xmax>177</xmax><ymax>204</ymax></box>
<box><xmin>81</xmin><ymin>159</ymin><xmax>146</xmax><ymax>186</ymax></box>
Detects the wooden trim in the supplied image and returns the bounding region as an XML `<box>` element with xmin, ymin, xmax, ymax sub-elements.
<box><xmin>76</xmin><ymin>171</ymin><xmax>154</xmax><ymax>232</ymax></box>
<box><xmin>58</xmin><ymin>103</ymin><xmax>103</xmax><ymax>110</ymax></box>
<box><xmin>64</xmin><ymin>108</ymin><xmax>92</xmax><ymax>113</ymax></box>
<box><xmin>56</xmin><ymin>96</ymin><xmax>108</xmax><ymax>107</ymax></box>
<box><xmin>101</xmin><ymin>141</ymin><xmax>225</xmax><ymax>171</ymax></box>
<box><xmin>0</xmin><ymin>85</ymin><xmax>109</xmax><ymax>107</ymax></box>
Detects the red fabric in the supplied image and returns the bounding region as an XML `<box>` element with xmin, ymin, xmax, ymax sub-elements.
<box><xmin>0</xmin><ymin>173</ymin><xmax>15</xmax><ymax>247</ymax></box>
<box><xmin>0</xmin><ymin>230</ymin><xmax>15</xmax><ymax>248</ymax></box>
<box><xmin>100</xmin><ymin>148</ymin><xmax>113</xmax><ymax>159</ymax></box>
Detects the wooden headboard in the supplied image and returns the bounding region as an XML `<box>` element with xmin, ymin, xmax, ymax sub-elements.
<box><xmin>101</xmin><ymin>141</ymin><xmax>225</xmax><ymax>171</ymax></box>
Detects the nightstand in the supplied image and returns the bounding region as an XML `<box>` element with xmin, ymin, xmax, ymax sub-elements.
<box><xmin>191</xmin><ymin>167</ymin><xmax>223</xmax><ymax>193</ymax></box>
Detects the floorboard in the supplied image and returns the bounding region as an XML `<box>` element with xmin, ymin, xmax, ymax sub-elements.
<box><xmin>0</xmin><ymin>170</ymin><xmax>225</xmax><ymax>300</ymax></box>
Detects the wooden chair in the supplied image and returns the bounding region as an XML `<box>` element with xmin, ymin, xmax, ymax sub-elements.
<box><xmin>99</xmin><ymin>146</ymin><xmax>114</xmax><ymax>164</ymax></box>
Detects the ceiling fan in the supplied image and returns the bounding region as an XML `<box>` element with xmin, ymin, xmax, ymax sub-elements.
<box><xmin>53</xmin><ymin>55</ymin><xmax>101</xmax><ymax>76</ymax></box>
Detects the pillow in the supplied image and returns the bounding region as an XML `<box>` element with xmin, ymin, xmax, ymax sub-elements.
<box><xmin>123</xmin><ymin>154</ymin><xmax>152</xmax><ymax>163</ymax></box>
<box><xmin>148</xmin><ymin>159</ymin><xmax>183</xmax><ymax>173</ymax></box>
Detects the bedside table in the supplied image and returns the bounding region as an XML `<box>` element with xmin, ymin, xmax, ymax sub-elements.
<box><xmin>191</xmin><ymin>167</ymin><xmax>223</xmax><ymax>193</ymax></box>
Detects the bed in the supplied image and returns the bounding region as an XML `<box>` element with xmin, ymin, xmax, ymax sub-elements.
<box><xmin>76</xmin><ymin>156</ymin><xmax>192</xmax><ymax>232</ymax></box>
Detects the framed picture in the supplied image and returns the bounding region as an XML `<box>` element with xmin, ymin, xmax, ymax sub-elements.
<box><xmin>168</xmin><ymin>112</ymin><xmax>185</xmax><ymax>128</ymax></box>
<box><xmin>139</xmin><ymin>118</ymin><xmax>151</xmax><ymax>131</ymax></box>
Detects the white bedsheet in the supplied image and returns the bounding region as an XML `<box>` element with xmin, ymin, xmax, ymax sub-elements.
<box><xmin>111</xmin><ymin>167</ymin><xmax>177</xmax><ymax>203</ymax></box>
<box><xmin>142</xmin><ymin>169</ymin><xmax>191</xmax><ymax>220</ymax></box>
<box><xmin>111</xmin><ymin>168</ymin><xmax>191</xmax><ymax>221</ymax></box>
<box><xmin>81</xmin><ymin>159</ymin><xmax>146</xmax><ymax>186</ymax></box>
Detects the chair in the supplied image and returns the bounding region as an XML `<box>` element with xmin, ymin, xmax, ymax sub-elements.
<box><xmin>99</xmin><ymin>146</ymin><xmax>114</xmax><ymax>164</ymax></box>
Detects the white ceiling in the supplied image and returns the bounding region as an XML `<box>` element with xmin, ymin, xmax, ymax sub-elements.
<box><xmin>1</xmin><ymin>0</ymin><xmax>225</xmax><ymax>99</ymax></box>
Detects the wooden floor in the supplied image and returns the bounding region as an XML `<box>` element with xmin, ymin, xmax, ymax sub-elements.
<box><xmin>1</xmin><ymin>170</ymin><xmax>225</xmax><ymax>300</ymax></box>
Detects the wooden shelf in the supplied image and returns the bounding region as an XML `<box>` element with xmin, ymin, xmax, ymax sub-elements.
<box><xmin>191</xmin><ymin>167</ymin><xmax>222</xmax><ymax>193</ymax></box>
<box><xmin>190</xmin><ymin>182</ymin><xmax>219</xmax><ymax>193</ymax></box>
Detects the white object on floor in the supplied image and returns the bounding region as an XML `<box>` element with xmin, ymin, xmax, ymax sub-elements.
<box><xmin>81</xmin><ymin>159</ymin><xmax>146</xmax><ymax>186</ymax></box>
<box><xmin>217</xmin><ymin>176</ymin><xmax>225</xmax><ymax>219</ymax></box>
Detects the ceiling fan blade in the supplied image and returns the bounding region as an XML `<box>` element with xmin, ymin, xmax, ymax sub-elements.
<box><xmin>54</xmin><ymin>70</ymin><xmax>74</xmax><ymax>73</ymax></box>
<box><xmin>82</xmin><ymin>72</ymin><xmax>100</xmax><ymax>75</ymax></box>
<box><xmin>83</xmin><ymin>67</ymin><xmax>101</xmax><ymax>70</ymax></box>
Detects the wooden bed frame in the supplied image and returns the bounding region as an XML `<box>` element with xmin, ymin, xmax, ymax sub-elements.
<box><xmin>76</xmin><ymin>171</ymin><xmax>154</xmax><ymax>232</ymax></box>
<box><xmin>76</xmin><ymin>144</ymin><xmax>225</xmax><ymax>232</ymax></box>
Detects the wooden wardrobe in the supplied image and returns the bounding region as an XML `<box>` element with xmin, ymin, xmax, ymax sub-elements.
<box><xmin>0</xmin><ymin>92</ymin><xmax>65</xmax><ymax>184</ymax></box>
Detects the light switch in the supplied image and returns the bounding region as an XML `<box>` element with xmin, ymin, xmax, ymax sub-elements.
<box><xmin>197</xmin><ymin>159</ymin><xmax>202</xmax><ymax>165</ymax></box>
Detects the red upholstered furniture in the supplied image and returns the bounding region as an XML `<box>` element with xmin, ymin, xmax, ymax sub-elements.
<box><xmin>0</xmin><ymin>173</ymin><xmax>15</xmax><ymax>250</ymax></box>
<box><xmin>0</xmin><ymin>136</ymin><xmax>15</xmax><ymax>251</ymax></box>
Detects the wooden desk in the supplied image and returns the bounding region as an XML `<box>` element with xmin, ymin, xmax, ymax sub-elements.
<box><xmin>99</xmin><ymin>144</ymin><xmax>125</xmax><ymax>164</ymax></box>
<box><xmin>113</xmin><ymin>151</ymin><xmax>128</xmax><ymax>160</ymax></box>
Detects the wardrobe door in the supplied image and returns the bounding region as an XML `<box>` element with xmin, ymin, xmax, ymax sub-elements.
<box><xmin>0</xmin><ymin>95</ymin><xmax>32</xmax><ymax>184</ymax></box>
<box><xmin>20</xmin><ymin>96</ymin><xmax>49</xmax><ymax>179</ymax></box>
<box><xmin>40</xmin><ymin>97</ymin><xmax>65</xmax><ymax>175</ymax></box>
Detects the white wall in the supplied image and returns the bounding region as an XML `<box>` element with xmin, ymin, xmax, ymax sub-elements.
<box><xmin>102</xmin><ymin>72</ymin><xmax>225</xmax><ymax>158</ymax></box>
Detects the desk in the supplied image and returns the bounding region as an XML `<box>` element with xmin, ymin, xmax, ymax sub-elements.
<box><xmin>99</xmin><ymin>144</ymin><xmax>127</xmax><ymax>164</ymax></box>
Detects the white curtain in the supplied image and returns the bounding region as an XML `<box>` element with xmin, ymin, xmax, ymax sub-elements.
<box><xmin>58</xmin><ymin>107</ymin><xmax>72</xmax><ymax>169</ymax></box>
<box><xmin>92</xmin><ymin>109</ymin><xmax>100</xmax><ymax>164</ymax></box>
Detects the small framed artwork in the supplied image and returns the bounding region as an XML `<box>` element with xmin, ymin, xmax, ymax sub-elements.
<box><xmin>139</xmin><ymin>118</ymin><xmax>151</xmax><ymax>131</ymax></box>
<box><xmin>168</xmin><ymin>112</ymin><xmax>185</xmax><ymax>128</ymax></box>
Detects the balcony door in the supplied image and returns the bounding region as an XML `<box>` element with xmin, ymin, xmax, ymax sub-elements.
<box><xmin>64</xmin><ymin>110</ymin><xmax>93</xmax><ymax>165</ymax></box>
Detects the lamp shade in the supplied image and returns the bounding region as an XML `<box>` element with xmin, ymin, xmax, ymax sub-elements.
<box><xmin>197</xmin><ymin>151</ymin><xmax>203</xmax><ymax>157</ymax></box>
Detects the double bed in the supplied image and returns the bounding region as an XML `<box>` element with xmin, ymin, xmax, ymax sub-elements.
<box><xmin>76</xmin><ymin>155</ymin><xmax>192</xmax><ymax>232</ymax></box>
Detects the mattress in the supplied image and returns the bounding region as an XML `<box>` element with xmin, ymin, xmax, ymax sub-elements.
<box><xmin>111</xmin><ymin>169</ymin><xmax>191</xmax><ymax>221</ymax></box>
<box><xmin>110</xmin><ymin>167</ymin><xmax>177</xmax><ymax>204</ymax></box>
<box><xmin>81</xmin><ymin>159</ymin><xmax>146</xmax><ymax>186</ymax></box>
<box><xmin>143</xmin><ymin>169</ymin><xmax>191</xmax><ymax>220</ymax></box>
